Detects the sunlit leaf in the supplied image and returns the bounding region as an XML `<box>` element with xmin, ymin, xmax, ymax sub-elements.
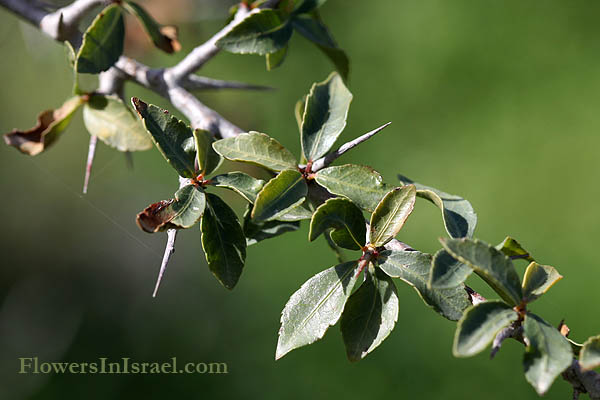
<box><xmin>276</xmin><ymin>261</ymin><xmax>360</xmax><ymax>360</ymax></box>
<box><xmin>266</xmin><ymin>45</ymin><xmax>288</xmax><ymax>70</ymax></box>
<box><xmin>580</xmin><ymin>335</ymin><xmax>600</xmax><ymax>370</ymax></box>
<box><xmin>429</xmin><ymin>249</ymin><xmax>473</xmax><ymax>289</ymax></box>
<box><xmin>300</xmin><ymin>72</ymin><xmax>352</xmax><ymax>161</ymax></box>
<box><xmin>340</xmin><ymin>269</ymin><xmax>398</xmax><ymax>361</ymax></box>
<box><xmin>83</xmin><ymin>94</ymin><xmax>153</xmax><ymax>152</ymax></box>
<box><xmin>315</xmin><ymin>164</ymin><xmax>388</xmax><ymax>212</ymax></box>
<box><xmin>369</xmin><ymin>186</ymin><xmax>416</xmax><ymax>247</ymax></box>
<box><xmin>193</xmin><ymin>129</ymin><xmax>222</xmax><ymax>176</ymax></box>
<box><xmin>521</xmin><ymin>262</ymin><xmax>562</xmax><ymax>303</ymax></box>
<box><xmin>213</xmin><ymin>131</ymin><xmax>297</xmax><ymax>172</ymax></box>
<box><xmin>252</xmin><ymin>170</ymin><xmax>307</xmax><ymax>222</ymax></box>
<box><xmin>242</xmin><ymin>205</ymin><xmax>299</xmax><ymax>245</ymax></box>
<box><xmin>495</xmin><ymin>236</ymin><xmax>535</xmax><ymax>262</ymax></box>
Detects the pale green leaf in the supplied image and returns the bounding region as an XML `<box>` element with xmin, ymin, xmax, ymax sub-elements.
<box><xmin>210</xmin><ymin>172</ymin><xmax>265</xmax><ymax>203</ymax></box>
<box><xmin>266</xmin><ymin>45</ymin><xmax>288</xmax><ymax>70</ymax></box>
<box><xmin>212</xmin><ymin>131</ymin><xmax>297</xmax><ymax>172</ymax></box>
<box><xmin>242</xmin><ymin>205</ymin><xmax>299</xmax><ymax>246</ymax></box>
<box><xmin>276</xmin><ymin>261</ymin><xmax>360</xmax><ymax>359</ymax></box>
<box><xmin>523</xmin><ymin>313</ymin><xmax>573</xmax><ymax>395</ymax></box>
<box><xmin>429</xmin><ymin>249</ymin><xmax>473</xmax><ymax>289</ymax></box>
<box><xmin>122</xmin><ymin>1</ymin><xmax>180</xmax><ymax>53</ymax></box>
<box><xmin>495</xmin><ymin>236</ymin><xmax>535</xmax><ymax>262</ymax></box>
<box><xmin>83</xmin><ymin>94</ymin><xmax>153</xmax><ymax>152</ymax></box>
<box><xmin>314</xmin><ymin>164</ymin><xmax>388</xmax><ymax>212</ymax></box>
<box><xmin>193</xmin><ymin>129</ymin><xmax>222</xmax><ymax>176</ymax></box>
<box><xmin>580</xmin><ymin>335</ymin><xmax>600</xmax><ymax>370</ymax></box>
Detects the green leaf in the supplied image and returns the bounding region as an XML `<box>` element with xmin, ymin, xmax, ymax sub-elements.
<box><xmin>453</xmin><ymin>301</ymin><xmax>519</xmax><ymax>357</ymax></box>
<box><xmin>210</xmin><ymin>172</ymin><xmax>265</xmax><ymax>203</ymax></box>
<box><xmin>242</xmin><ymin>205</ymin><xmax>299</xmax><ymax>245</ymax></box>
<box><xmin>294</xmin><ymin>96</ymin><xmax>307</xmax><ymax>132</ymax></box>
<box><xmin>76</xmin><ymin>4</ymin><xmax>125</xmax><ymax>74</ymax></box>
<box><xmin>292</xmin><ymin>15</ymin><xmax>349</xmax><ymax>81</ymax></box>
<box><xmin>309</xmin><ymin>198</ymin><xmax>366</xmax><ymax>250</ymax></box>
<box><xmin>83</xmin><ymin>94</ymin><xmax>153</xmax><ymax>152</ymax></box>
<box><xmin>441</xmin><ymin>238</ymin><xmax>523</xmax><ymax>306</ymax></box>
<box><xmin>399</xmin><ymin>175</ymin><xmax>476</xmax><ymax>239</ymax></box>
<box><xmin>377</xmin><ymin>250</ymin><xmax>470</xmax><ymax>321</ymax></box>
<box><xmin>276</xmin><ymin>261</ymin><xmax>360</xmax><ymax>360</ymax></box>
<box><xmin>266</xmin><ymin>45</ymin><xmax>288</xmax><ymax>70</ymax></box>
<box><xmin>131</xmin><ymin>98</ymin><xmax>196</xmax><ymax>178</ymax></box>
<box><xmin>369</xmin><ymin>186</ymin><xmax>416</xmax><ymax>247</ymax></box>
<box><xmin>252</xmin><ymin>170</ymin><xmax>308</xmax><ymax>222</ymax></box>
<box><xmin>136</xmin><ymin>184</ymin><xmax>206</xmax><ymax>233</ymax></box>
<box><xmin>277</xmin><ymin>202</ymin><xmax>314</xmax><ymax>221</ymax></box>
<box><xmin>293</xmin><ymin>0</ymin><xmax>327</xmax><ymax>14</ymax></box>
<box><xmin>315</xmin><ymin>164</ymin><xmax>388</xmax><ymax>212</ymax></box>
<box><xmin>522</xmin><ymin>262</ymin><xmax>562</xmax><ymax>303</ymax></box>
<box><xmin>523</xmin><ymin>313</ymin><xmax>573</xmax><ymax>395</ymax></box>
<box><xmin>200</xmin><ymin>193</ymin><xmax>246</xmax><ymax>290</ymax></box>
<box><xmin>580</xmin><ymin>335</ymin><xmax>600</xmax><ymax>370</ymax></box>
<box><xmin>495</xmin><ymin>236</ymin><xmax>535</xmax><ymax>262</ymax></box>
<box><xmin>429</xmin><ymin>249</ymin><xmax>473</xmax><ymax>289</ymax></box>
<box><xmin>300</xmin><ymin>72</ymin><xmax>352</xmax><ymax>161</ymax></box>
<box><xmin>122</xmin><ymin>1</ymin><xmax>181</xmax><ymax>53</ymax></box>
<box><xmin>212</xmin><ymin>131</ymin><xmax>297</xmax><ymax>172</ymax></box>
<box><xmin>340</xmin><ymin>269</ymin><xmax>399</xmax><ymax>361</ymax></box>
<box><xmin>3</xmin><ymin>96</ymin><xmax>83</xmax><ymax>156</ymax></box>
<box><xmin>216</xmin><ymin>9</ymin><xmax>293</xmax><ymax>55</ymax></box>
<box><xmin>193</xmin><ymin>129</ymin><xmax>222</xmax><ymax>176</ymax></box>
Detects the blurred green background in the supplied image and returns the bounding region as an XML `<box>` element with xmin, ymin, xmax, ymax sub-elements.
<box><xmin>1</xmin><ymin>1</ymin><xmax>599</xmax><ymax>399</ymax></box>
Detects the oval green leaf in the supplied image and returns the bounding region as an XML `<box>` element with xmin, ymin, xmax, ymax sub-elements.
<box><xmin>340</xmin><ymin>269</ymin><xmax>399</xmax><ymax>361</ymax></box>
<box><xmin>242</xmin><ymin>205</ymin><xmax>299</xmax><ymax>246</ymax></box>
<box><xmin>309</xmin><ymin>198</ymin><xmax>366</xmax><ymax>250</ymax></box>
<box><xmin>131</xmin><ymin>98</ymin><xmax>196</xmax><ymax>178</ymax></box>
<box><xmin>83</xmin><ymin>94</ymin><xmax>153</xmax><ymax>152</ymax></box>
<box><xmin>314</xmin><ymin>164</ymin><xmax>388</xmax><ymax>212</ymax></box>
<box><xmin>122</xmin><ymin>1</ymin><xmax>180</xmax><ymax>53</ymax></box>
<box><xmin>276</xmin><ymin>261</ymin><xmax>360</xmax><ymax>360</ymax></box>
<box><xmin>216</xmin><ymin>9</ymin><xmax>293</xmax><ymax>55</ymax></box>
<box><xmin>300</xmin><ymin>72</ymin><xmax>352</xmax><ymax>161</ymax></box>
<box><xmin>495</xmin><ymin>236</ymin><xmax>535</xmax><ymax>262</ymax></box>
<box><xmin>522</xmin><ymin>262</ymin><xmax>562</xmax><ymax>303</ymax></box>
<box><xmin>76</xmin><ymin>4</ymin><xmax>125</xmax><ymax>74</ymax></box>
<box><xmin>210</xmin><ymin>172</ymin><xmax>265</xmax><ymax>203</ymax></box>
<box><xmin>429</xmin><ymin>248</ymin><xmax>473</xmax><ymax>289</ymax></box>
<box><xmin>523</xmin><ymin>313</ymin><xmax>573</xmax><ymax>395</ymax></box>
<box><xmin>252</xmin><ymin>170</ymin><xmax>308</xmax><ymax>222</ymax></box>
<box><xmin>369</xmin><ymin>185</ymin><xmax>416</xmax><ymax>247</ymax></box>
<box><xmin>212</xmin><ymin>131</ymin><xmax>297</xmax><ymax>172</ymax></box>
<box><xmin>453</xmin><ymin>300</ymin><xmax>519</xmax><ymax>357</ymax></box>
<box><xmin>441</xmin><ymin>238</ymin><xmax>523</xmax><ymax>306</ymax></box>
<box><xmin>200</xmin><ymin>193</ymin><xmax>246</xmax><ymax>290</ymax></box>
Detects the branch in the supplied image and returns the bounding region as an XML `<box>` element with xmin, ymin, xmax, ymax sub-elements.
<box><xmin>311</xmin><ymin>122</ymin><xmax>391</xmax><ymax>172</ymax></box>
<box><xmin>182</xmin><ymin>75</ymin><xmax>274</xmax><ymax>92</ymax></box>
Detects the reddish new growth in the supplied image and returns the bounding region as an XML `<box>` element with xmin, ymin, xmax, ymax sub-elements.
<box><xmin>190</xmin><ymin>173</ymin><xmax>211</xmax><ymax>188</ymax></box>
<box><xmin>300</xmin><ymin>161</ymin><xmax>316</xmax><ymax>180</ymax></box>
<box><xmin>356</xmin><ymin>244</ymin><xmax>381</xmax><ymax>277</ymax></box>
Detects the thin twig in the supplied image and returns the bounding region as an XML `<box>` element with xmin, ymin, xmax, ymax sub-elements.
<box><xmin>311</xmin><ymin>122</ymin><xmax>391</xmax><ymax>172</ymax></box>
<box><xmin>183</xmin><ymin>75</ymin><xmax>274</xmax><ymax>92</ymax></box>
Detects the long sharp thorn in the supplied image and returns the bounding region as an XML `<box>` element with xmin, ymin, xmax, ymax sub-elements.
<box><xmin>83</xmin><ymin>135</ymin><xmax>98</xmax><ymax>194</ymax></box>
<box><xmin>153</xmin><ymin>229</ymin><xmax>177</xmax><ymax>298</ymax></box>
